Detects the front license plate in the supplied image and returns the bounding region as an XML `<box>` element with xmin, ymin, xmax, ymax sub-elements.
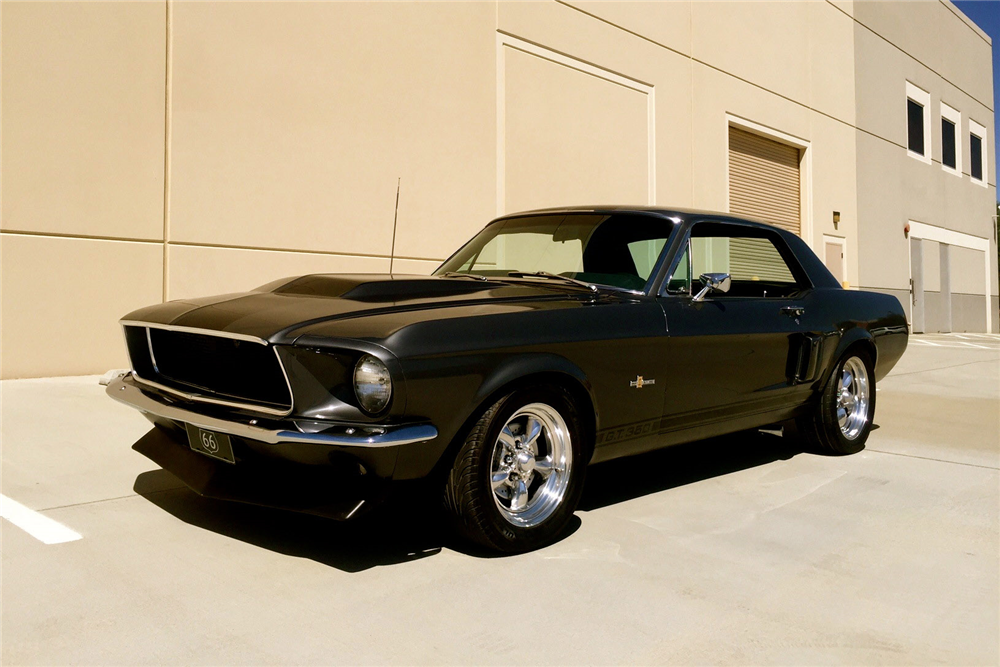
<box><xmin>186</xmin><ymin>425</ymin><xmax>236</xmax><ymax>464</ymax></box>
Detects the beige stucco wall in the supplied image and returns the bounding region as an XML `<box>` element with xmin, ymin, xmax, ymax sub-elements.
<box><xmin>1</xmin><ymin>0</ymin><xmax>995</xmax><ymax>378</ymax></box>
<box><xmin>168</xmin><ymin>1</ymin><xmax>496</xmax><ymax>265</ymax></box>
<box><xmin>853</xmin><ymin>0</ymin><xmax>997</xmax><ymax>329</ymax></box>
<box><xmin>1</xmin><ymin>235</ymin><xmax>164</xmax><ymax>378</ymax></box>
<box><xmin>1</xmin><ymin>1</ymin><xmax>167</xmax><ymax>378</ymax></box>
<box><xmin>951</xmin><ymin>244</ymin><xmax>990</xmax><ymax>295</ymax></box>
<box><xmin>1</xmin><ymin>1</ymin><xmax>167</xmax><ymax>240</ymax></box>
<box><xmin>501</xmin><ymin>45</ymin><xmax>649</xmax><ymax>212</ymax></box>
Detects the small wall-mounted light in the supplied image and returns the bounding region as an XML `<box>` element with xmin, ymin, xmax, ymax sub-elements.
<box><xmin>833</xmin><ymin>211</ymin><xmax>840</xmax><ymax>230</ymax></box>
<box><xmin>904</xmin><ymin>222</ymin><xmax>910</xmax><ymax>238</ymax></box>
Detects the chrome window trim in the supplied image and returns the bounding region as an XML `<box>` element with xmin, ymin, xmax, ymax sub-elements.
<box><xmin>121</xmin><ymin>320</ymin><xmax>294</xmax><ymax>417</ymax></box>
<box><xmin>686</xmin><ymin>241</ymin><xmax>693</xmax><ymax>295</ymax></box>
<box><xmin>659</xmin><ymin>231</ymin><xmax>694</xmax><ymax>298</ymax></box>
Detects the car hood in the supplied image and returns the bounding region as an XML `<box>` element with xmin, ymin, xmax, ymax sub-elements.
<box><xmin>121</xmin><ymin>274</ymin><xmax>590</xmax><ymax>343</ymax></box>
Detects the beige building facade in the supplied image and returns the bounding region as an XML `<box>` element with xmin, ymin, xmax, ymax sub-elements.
<box><xmin>2</xmin><ymin>0</ymin><xmax>996</xmax><ymax>379</ymax></box>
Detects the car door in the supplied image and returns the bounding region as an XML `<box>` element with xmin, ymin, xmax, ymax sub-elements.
<box><xmin>656</xmin><ymin>222</ymin><xmax>816</xmax><ymax>433</ymax></box>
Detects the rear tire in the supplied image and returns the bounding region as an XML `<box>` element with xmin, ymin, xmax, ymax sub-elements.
<box><xmin>796</xmin><ymin>349</ymin><xmax>875</xmax><ymax>455</ymax></box>
<box><xmin>443</xmin><ymin>385</ymin><xmax>586</xmax><ymax>553</ymax></box>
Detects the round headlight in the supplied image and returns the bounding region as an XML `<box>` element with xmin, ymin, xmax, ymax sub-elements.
<box><xmin>353</xmin><ymin>354</ymin><xmax>392</xmax><ymax>413</ymax></box>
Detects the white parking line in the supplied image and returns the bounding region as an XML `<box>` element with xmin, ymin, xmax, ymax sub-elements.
<box><xmin>924</xmin><ymin>344</ymin><xmax>997</xmax><ymax>350</ymax></box>
<box><xmin>0</xmin><ymin>494</ymin><xmax>81</xmax><ymax>544</ymax></box>
<box><xmin>910</xmin><ymin>337</ymin><xmax>1000</xmax><ymax>350</ymax></box>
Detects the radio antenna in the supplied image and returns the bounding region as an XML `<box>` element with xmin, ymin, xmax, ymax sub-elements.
<box><xmin>389</xmin><ymin>177</ymin><xmax>400</xmax><ymax>275</ymax></box>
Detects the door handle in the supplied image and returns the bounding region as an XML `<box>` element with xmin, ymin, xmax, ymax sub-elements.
<box><xmin>781</xmin><ymin>306</ymin><xmax>805</xmax><ymax>317</ymax></box>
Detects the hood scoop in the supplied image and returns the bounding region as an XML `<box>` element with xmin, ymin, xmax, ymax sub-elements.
<box><xmin>273</xmin><ymin>274</ymin><xmax>502</xmax><ymax>303</ymax></box>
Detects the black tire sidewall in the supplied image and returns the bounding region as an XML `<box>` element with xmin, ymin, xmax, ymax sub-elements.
<box><xmin>473</xmin><ymin>385</ymin><xmax>586</xmax><ymax>551</ymax></box>
<box><xmin>822</xmin><ymin>350</ymin><xmax>876</xmax><ymax>454</ymax></box>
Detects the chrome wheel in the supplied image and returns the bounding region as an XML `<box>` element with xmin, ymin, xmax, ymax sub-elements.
<box><xmin>837</xmin><ymin>357</ymin><xmax>870</xmax><ymax>440</ymax></box>
<box><xmin>490</xmin><ymin>402</ymin><xmax>572</xmax><ymax>528</ymax></box>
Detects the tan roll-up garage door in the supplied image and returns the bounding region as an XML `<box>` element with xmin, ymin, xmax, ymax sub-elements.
<box><xmin>727</xmin><ymin>126</ymin><xmax>802</xmax><ymax>282</ymax></box>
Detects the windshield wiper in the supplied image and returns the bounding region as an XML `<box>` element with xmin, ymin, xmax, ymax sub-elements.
<box><xmin>445</xmin><ymin>270</ymin><xmax>643</xmax><ymax>295</ymax></box>
<box><xmin>440</xmin><ymin>272</ymin><xmax>490</xmax><ymax>282</ymax></box>
<box><xmin>505</xmin><ymin>271</ymin><xmax>599</xmax><ymax>293</ymax></box>
<box><xmin>505</xmin><ymin>271</ymin><xmax>646</xmax><ymax>295</ymax></box>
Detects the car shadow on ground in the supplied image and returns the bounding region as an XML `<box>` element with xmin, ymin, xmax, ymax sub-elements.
<box><xmin>579</xmin><ymin>429</ymin><xmax>804</xmax><ymax>511</ymax></box>
<box><xmin>133</xmin><ymin>428</ymin><xmax>812</xmax><ymax>573</ymax></box>
<box><xmin>134</xmin><ymin>470</ymin><xmax>464</xmax><ymax>572</ymax></box>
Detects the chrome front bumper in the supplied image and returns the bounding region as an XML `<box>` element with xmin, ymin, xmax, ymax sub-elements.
<box><xmin>106</xmin><ymin>373</ymin><xmax>438</xmax><ymax>448</ymax></box>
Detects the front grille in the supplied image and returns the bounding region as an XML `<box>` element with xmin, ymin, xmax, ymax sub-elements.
<box><xmin>145</xmin><ymin>328</ymin><xmax>292</xmax><ymax>410</ymax></box>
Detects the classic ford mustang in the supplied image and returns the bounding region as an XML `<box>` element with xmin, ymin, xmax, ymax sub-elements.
<box><xmin>108</xmin><ymin>206</ymin><xmax>907</xmax><ymax>552</ymax></box>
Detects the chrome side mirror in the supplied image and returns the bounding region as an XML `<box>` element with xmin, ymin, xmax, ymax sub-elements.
<box><xmin>692</xmin><ymin>273</ymin><xmax>731</xmax><ymax>301</ymax></box>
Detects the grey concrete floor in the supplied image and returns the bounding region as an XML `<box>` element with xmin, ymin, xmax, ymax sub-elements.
<box><xmin>2</xmin><ymin>335</ymin><xmax>998</xmax><ymax>665</ymax></box>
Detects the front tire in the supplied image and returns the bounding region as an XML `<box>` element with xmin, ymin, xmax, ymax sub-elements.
<box><xmin>443</xmin><ymin>385</ymin><xmax>586</xmax><ymax>553</ymax></box>
<box><xmin>797</xmin><ymin>349</ymin><xmax>876</xmax><ymax>455</ymax></box>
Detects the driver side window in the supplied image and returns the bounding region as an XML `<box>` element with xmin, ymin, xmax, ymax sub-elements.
<box><xmin>666</xmin><ymin>224</ymin><xmax>805</xmax><ymax>298</ymax></box>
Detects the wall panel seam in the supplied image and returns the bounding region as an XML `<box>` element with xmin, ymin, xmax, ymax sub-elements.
<box><xmin>171</xmin><ymin>240</ymin><xmax>444</xmax><ymax>263</ymax></box>
<box><xmin>495</xmin><ymin>32</ymin><xmax>657</xmax><ymax>212</ymax></box>
<box><xmin>162</xmin><ymin>0</ymin><xmax>173</xmax><ymax>302</ymax></box>
<box><xmin>689</xmin><ymin>2</ymin><xmax>694</xmax><ymax>205</ymax></box>
<box><xmin>558</xmin><ymin>0</ymin><xmax>994</xmax><ymax>167</ymax></box>
<box><xmin>554</xmin><ymin>0</ymin><xmax>689</xmax><ymax>60</ymax></box>
<box><xmin>938</xmin><ymin>0</ymin><xmax>992</xmax><ymax>46</ymax></box>
<box><xmin>496</xmin><ymin>30</ymin><xmax>655</xmax><ymax>88</ymax></box>
<box><xmin>1</xmin><ymin>230</ymin><xmax>163</xmax><ymax>244</ymax></box>
<box><xmin>556</xmin><ymin>0</ymin><xmax>858</xmax><ymax>129</ymax></box>
<box><xmin>825</xmin><ymin>0</ymin><xmax>994</xmax><ymax>112</ymax></box>
<box><xmin>859</xmin><ymin>285</ymin><xmax>995</xmax><ymax>296</ymax></box>
<box><xmin>0</xmin><ymin>231</ymin><xmax>444</xmax><ymax>263</ymax></box>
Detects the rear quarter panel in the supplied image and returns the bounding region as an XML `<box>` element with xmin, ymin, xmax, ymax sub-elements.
<box><xmin>781</xmin><ymin>230</ymin><xmax>907</xmax><ymax>383</ymax></box>
<box><xmin>816</xmin><ymin>287</ymin><xmax>909</xmax><ymax>383</ymax></box>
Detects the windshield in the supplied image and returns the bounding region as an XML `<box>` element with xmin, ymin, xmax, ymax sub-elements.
<box><xmin>435</xmin><ymin>213</ymin><xmax>676</xmax><ymax>292</ymax></box>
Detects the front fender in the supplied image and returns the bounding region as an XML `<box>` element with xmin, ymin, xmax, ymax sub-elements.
<box><xmin>468</xmin><ymin>352</ymin><xmax>596</xmax><ymax>425</ymax></box>
<box><xmin>392</xmin><ymin>351</ymin><xmax>596</xmax><ymax>480</ymax></box>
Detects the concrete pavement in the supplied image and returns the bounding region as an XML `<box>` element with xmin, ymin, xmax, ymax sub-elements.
<box><xmin>2</xmin><ymin>336</ymin><xmax>998</xmax><ymax>665</ymax></box>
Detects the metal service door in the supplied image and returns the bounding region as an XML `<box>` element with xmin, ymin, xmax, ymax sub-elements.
<box><xmin>910</xmin><ymin>237</ymin><xmax>925</xmax><ymax>333</ymax></box>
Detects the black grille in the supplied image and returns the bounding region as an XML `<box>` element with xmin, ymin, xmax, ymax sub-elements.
<box><xmin>147</xmin><ymin>328</ymin><xmax>291</xmax><ymax>410</ymax></box>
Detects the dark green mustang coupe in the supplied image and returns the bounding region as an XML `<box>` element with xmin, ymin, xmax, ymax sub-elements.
<box><xmin>108</xmin><ymin>207</ymin><xmax>908</xmax><ymax>552</ymax></box>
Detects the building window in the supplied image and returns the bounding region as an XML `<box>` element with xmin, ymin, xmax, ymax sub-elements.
<box><xmin>906</xmin><ymin>82</ymin><xmax>931</xmax><ymax>164</ymax></box>
<box><xmin>908</xmin><ymin>100</ymin><xmax>925</xmax><ymax>155</ymax></box>
<box><xmin>971</xmin><ymin>135</ymin><xmax>982</xmax><ymax>179</ymax></box>
<box><xmin>942</xmin><ymin>119</ymin><xmax>955</xmax><ymax>167</ymax></box>
<box><xmin>970</xmin><ymin>118</ymin><xmax>987</xmax><ymax>185</ymax></box>
<box><xmin>940</xmin><ymin>102</ymin><xmax>961</xmax><ymax>176</ymax></box>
